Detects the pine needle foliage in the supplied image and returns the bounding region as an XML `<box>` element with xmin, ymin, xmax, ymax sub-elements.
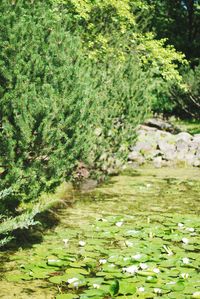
<box><xmin>0</xmin><ymin>0</ymin><xmax>154</xmax><ymax>242</ymax></box>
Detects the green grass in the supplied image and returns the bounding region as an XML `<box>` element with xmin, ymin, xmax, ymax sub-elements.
<box><xmin>171</xmin><ymin>119</ymin><xmax>200</xmax><ymax>135</ymax></box>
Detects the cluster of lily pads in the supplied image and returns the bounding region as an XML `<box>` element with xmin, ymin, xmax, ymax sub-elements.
<box><xmin>6</xmin><ymin>213</ymin><xmax>200</xmax><ymax>298</ymax></box>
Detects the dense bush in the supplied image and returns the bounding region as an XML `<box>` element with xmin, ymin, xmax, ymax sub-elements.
<box><xmin>0</xmin><ymin>0</ymin><xmax>162</xmax><ymax>243</ymax></box>
<box><xmin>0</xmin><ymin>0</ymin><xmax>189</xmax><ymax>245</ymax></box>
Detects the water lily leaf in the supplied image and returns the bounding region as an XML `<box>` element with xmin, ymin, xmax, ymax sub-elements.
<box><xmin>119</xmin><ymin>280</ymin><xmax>136</xmax><ymax>295</ymax></box>
<box><xmin>56</xmin><ymin>294</ymin><xmax>78</xmax><ymax>299</ymax></box>
<box><xmin>69</xmin><ymin>261</ymin><xmax>87</xmax><ymax>268</ymax></box>
<box><xmin>30</xmin><ymin>272</ymin><xmax>49</xmax><ymax>279</ymax></box>
<box><xmin>182</xmin><ymin>244</ymin><xmax>196</xmax><ymax>251</ymax></box>
<box><xmin>58</xmin><ymin>255</ymin><xmax>76</xmax><ymax>262</ymax></box>
<box><xmin>163</xmin><ymin>281</ymin><xmax>185</xmax><ymax>292</ymax></box>
<box><xmin>171</xmin><ymin>282</ymin><xmax>185</xmax><ymax>291</ymax></box>
<box><xmin>105</xmin><ymin>272</ymin><xmax>125</xmax><ymax>279</ymax></box>
<box><xmin>49</xmin><ymin>276</ymin><xmax>65</xmax><ymax>284</ymax></box>
<box><xmin>82</xmin><ymin>289</ymin><xmax>105</xmax><ymax>297</ymax></box>
<box><xmin>47</xmin><ymin>259</ymin><xmax>66</xmax><ymax>267</ymax></box>
<box><xmin>65</xmin><ymin>268</ymin><xmax>89</xmax><ymax>275</ymax></box>
<box><xmin>167</xmin><ymin>291</ymin><xmax>187</xmax><ymax>298</ymax></box>
<box><xmin>68</xmin><ymin>279</ymin><xmax>87</xmax><ymax>288</ymax></box>
<box><xmin>87</xmin><ymin>277</ymin><xmax>104</xmax><ymax>286</ymax></box>
<box><xmin>137</xmin><ymin>271</ymin><xmax>157</xmax><ymax>277</ymax></box>
<box><xmin>83</xmin><ymin>258</ymin><xmax>98</xmax><ymax>269</ymax></box>
<box><xmin>168</xmin><ymin>269</ymin><xmax>180</xmax><ymax>277</ymax></box>
<box><xmin>145</xmin><ymin>276</ymin><xmax>157</xmax><ymax>283</ymax></box>
<box><xmin>109</xmin><ymin>279</ymin><xmax>119</xmax><ymax>296</ymax></box>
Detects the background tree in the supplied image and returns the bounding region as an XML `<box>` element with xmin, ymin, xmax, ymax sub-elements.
<box><xmin>133</xmin><ymin>0</ymin><xmax>200</xmax><ymax>62</ymax></box>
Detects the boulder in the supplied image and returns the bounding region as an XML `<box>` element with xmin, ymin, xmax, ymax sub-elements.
<box><xmin>128</xmin><ymin>151</ymin><xmax>141</xmax><ymax>161</ymax></box>
<box><xmin>175</xmin><ymin>132</ymin><xmax>193</xmax><ymax>142</ymax></box>
<box><xmin>153</xmin><ymin>156</ymin><xmax>163</xmax><ymax>168</ymax></box>
<box><xmin>144</xmin><ymin>118</ymin><xmax>180</xmax><ymax>133</ymax></box>
<box><xmin>128</xmin><ymin>118</ymin><xmax>200</xmax><ymax>168</ymax></box>
<box><xmin>163</xmin><ymin>149</ymin><xmax>177</xmax><ymax>161</ymax></box>
<box><xmin>158</xmin><ymin>140</ymin><xmax>176</xmax><ymax>154</ymax></box>
<box><xmin>176</xmin><ymin>139</ymin><xmax>190</xmax><ymax>154</ymax></box>
<box><xmin>184</xmin><ymin>153</ymin><xmax>196</xmax><ymax>166</ymax></box>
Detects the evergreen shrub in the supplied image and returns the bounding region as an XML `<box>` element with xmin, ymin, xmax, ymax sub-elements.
<box><xmin>0</xmin><ymin>0</ymin><xmax>153</xmax><ymax>242</ymax></box>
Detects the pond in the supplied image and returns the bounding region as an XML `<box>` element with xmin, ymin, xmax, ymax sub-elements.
<box><xmin>0</xmin><ymin>167</ymin><xmax>200</xmax><ymax>299</ymax></box>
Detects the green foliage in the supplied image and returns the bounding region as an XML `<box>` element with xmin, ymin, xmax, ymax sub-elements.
<box><xmin>52</xmin><ymin>0</ymin><xmax>186</xmax><ymax>117</ymax></box>
<box><xmin>171</xmin><ymin>63</ymin><xmax>200</xmax><ymax>119</ymax></box>
<box><xmin>0</xmin><ymin>0</ymin><xmax>159</xmax><ymax>241</ymax></box>
<box><xmin>0</xmin><ymin>0</ymin><xmax>190</xmax><ymax>242</ymax></box>
<box><xmin>133</xmin><ymin>0</ymin><xmax>200</xmax><ymax>62</ymax></box>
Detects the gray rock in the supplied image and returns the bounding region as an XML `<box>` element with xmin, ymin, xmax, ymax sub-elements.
<box><xmin>158</xmin><ymin>140</ymin><xmax>175</xmax><ymax>153</ymax></box>
<box><xmin>175</xmin><ymin>132</ymin><xmax>193</xmax><ymax>142</ymax></box>
<box><xmin>193</xmin><ymin>134</ymin><xmax>200</xmax><ymax>139</ymax></box>
<box><xmin>163</xmin><ymin>149</ymin><xmax>177</xmax><ymax>161</ymax></box>
<box><xmin>128</xmin><ymin>118</ymin><xmax>199</xmax><ymax>168</ymax></box>
<box><xmin>184</xmin><ymin>153</ymin><xmax>196</xmax><ymax>166</ymax></box>
<box><xmin>137</xmin><ymin>124</ymin><xmax>158</xmax><ymax>133</ymax></box>
<box><xmin>195</xmin><ymin>148</ymin><xmax>200</xmax><ymax>159</ymax></box>
<box><xmin>153</xmin><ymin>156</ymin><xmax>163</xmax><ymax>168</ymax></box>
<box><xmin>128</xmin><ymin>151</ymin><xmax>141</xmax><ymax>161</ymax></box>
<box><xmin>144</xmin><ymin>118</ymin><xmax>180</xmax><ymax>133</ymax></box>
<box><xmin>134</xmin><ymin>141</ymin><xmax>157</xmax><ymax>153</ymax></box>
<box><xmin>189</xmin><ymin>141</ymin><xmax>199</xmax><ymax>153</ymax></box>
<box><xmin>149</xmin><ymin>150</ymin><xmax>162</xmax><ymax>159</ymax></box>
<box><xmin>176</xmin><ymin>138</ymin><xmax>190</xmax><ymax>154</ymax></box>
<box><xmin>193</xmin><ymin>160</ymin><xmax>200</xmax><ymax>167</ymax></box>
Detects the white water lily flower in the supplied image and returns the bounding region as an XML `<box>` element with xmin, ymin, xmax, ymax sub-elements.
<box><xmin>79</xmin><ymin>240</ymin><xmax>86</xmax><ymax>247</ymax></box>
<box><xmin>110</xmin><ymin>263</ymin><xmax>115</xmax><ymax>268</ymax></box>
<box><xmin>186</xmin><ymin>227</ymin><xmax>195</xmax><ymax>232</ymax></box>
<box><xmin>178</xmin><ymin>223</ymin><xmax>184</xmax><ymax>228</ymax></box>
<box><xmin>153</xmin><ymin>268</ymin><xmax>160</xmax><ymax>274</ymax></box>
<box><xmin>182</xmin><ymin>257</ymin><xmax>190</xmax><ymax>264</ymax></box>
<box><xmin>63</xmin><ymin>239</ymin><xmax>69</xmax><ymax>246</ymax></box>
<box><xmin>109</xmin><ymin>255</ymin><xmax>116</xmax><ymax>260</ymax></box>
<box><xmin>125</xmin><ymin>240</ymin><xmax>133</xmax><ymax>247</ymax></box>
<box><xmin>182</xmin><ymin>237</ymin><xmax>189</xmax><ymax>244</ymax></box>
<box><xmin>140</xmin><ymin>263</ymin><xmax>148</xmax><ymax>270</ymax></box>
<box><xmin>99</xmin><ymin>259</ymin><xmax>107</xmax><ymax>264</ymax></box>
<box><xmin>48</xmin><ymin>259</ymin><xmax>57</xmax><ymax>263</ymax></box>
<box><xmin>116</xmin><ymin>221</ymin><xmax>123</xmax><ymax>227</ymax></box>
<box><xmin>154</xmin><ymin>288</ymin><xmax>162</xmax><ymax>294</ymax></box>
<box><xmin>93</xmin><ymin>283</ymin><xmax>100</xmax><ymax>289</ymax></box>
<box><xmin>132</xmin><ymin>254</ymin><xmax>142</xmax><ymax>260</ymax></box>
<box><xmin>123</xmin><ymin>257</ymin><xmax>130</xmax><ymax>261</ymax></box>
<box><xmin>67</xmin><ymin>277</ymin><xmax>79</xmax><ymax>284</ymax></box>
<box><xmin>163</xmin><ymin>245</ymin><xmax>173</xmax><ymax>256</ymax></box>
<box><xmin>180</xmin><ymin>273</ymin><xmax>189</xmax><ymax>279</ymax></box>
<box><xmin>94</xmin><ymin>127</ymin><xmax>102</xmax><ymax>136</ymax></box>
<box><xmin>193</xmin><ymin>292</ymin><xmax>200</xmax><ymax>297</ymax></box>
<box><xmin>73</xmin><ymin>281</ymin><xmax>79</xmax><ymax>289</ymax></box>
<box><xmin>123</xmin><ymin>265</ymin><xmax>138</xmax><ymax>274</ymax></box>
<box><xmin>138</xmin><ymin>287</ymin><xmax>145</xmax><ymax>292</ymax></box>
<box><xmin>166</xmin><ymin>281</ymin><xmax>176</xmax><ymax>285</ymax></box>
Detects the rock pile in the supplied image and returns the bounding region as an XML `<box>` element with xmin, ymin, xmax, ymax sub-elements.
<box><xmin>128</xmin><ymin>120</ymin><xmax>200</xmax><ymax>168</ymax></box>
